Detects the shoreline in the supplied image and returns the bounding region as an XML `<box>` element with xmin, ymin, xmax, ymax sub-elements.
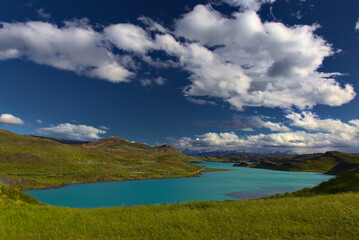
<box><xmin>21</xmin><ymin>163</ymin><xmax>333</xmax><ymax>209</ymax></box>
<box><xmin>22</xmin><ymin>166</ymin><xmax>228</xmax><ymax>191</ymax></box>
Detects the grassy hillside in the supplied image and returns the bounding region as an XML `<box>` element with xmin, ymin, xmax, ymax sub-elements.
<box><xmin>0</xmin><ymin>129</ymin><xmax>209</xmax><ymax>190</ymax></box>
<box><xmin>0</xmin><ymin>184</ymin><xmax>40</xmax><ymax>204</ymax></box>
<box><xmin>0</xmin><ymin>184</ymin><xmax>358</xmax><ymax>240</ymax></box>
<box><xmin>249</xmin><ymin>151</ymin><xmax>359</xmax><ymax>174</ymax></box>
<box><xmin>201</xmin><ymin>152</ymin><xmax>323</xmax><ymax>163</ymax></box>
<box><xmin>292</xmin><ymin>167</ymin><xmax>359</xmax><ymax>196</ymax></box>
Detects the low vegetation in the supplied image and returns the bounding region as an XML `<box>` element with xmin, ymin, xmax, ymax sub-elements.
<box><xmin>248</xmin><ymin>151</ymin><xmax>359</xmax><ymax>174</ymax></box>
<box><xmin>279</xmin><ymin>167</ymin><xmax>359</xmax><ymax>198</ymax></box>
<box><xmin>2</xmin><ymin>128</ymin><xmax>359</xmax><ymax>239</ymax></box>
<box><xmin>0</xmin><ymin>183</ymin><xmax>358</xmax><ymax>240</ymax></box>
<box><xmin>0</xmin><ymin>129</ymin><xmax>211</xmax><ymax>190</ymax></box>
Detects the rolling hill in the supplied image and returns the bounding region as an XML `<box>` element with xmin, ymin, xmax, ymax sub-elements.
<box><xmin>249</xmin><ymin>151</ymin><xmax>359</xmax><ymax>174</ymax></box>
<box><xmin>0</xmin><ymin>129</ymin><xmax>208</xmax><ymax>190</ymax></box>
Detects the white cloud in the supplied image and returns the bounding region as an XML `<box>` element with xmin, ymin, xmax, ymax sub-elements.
<box><xmin>140</xmin><ymin>79</ymin><xmax>152</xmax><ymax>87</ymax></box>
<box><xmin>35</xmin><ymin>123</ymin><xmax>106</xmax><ymax>140</ymax></box>
<box><xmin>36</xmin><ymin>8</ymin><xmax>51</xmax><ymax>20</ymax></box>
<box><xmin>356</xmin><ymin>18</ymin><xmax>359</xmax><ymax>31</ymax></box>
<box><xmin>137</xmin><ymin>16</ymin><xmax>168</xmax><ymax>33</ymax></box>
<box><xmin>175</xmin><ymin>112</ymin><xmax>359</xmax><ymax>153</ymax></box>
<box><xmin>221</xmin><ymin>0</ymin><xmax>275</xmax><ymax>11</ymax></box>
<box><xmin>0</xmin><ymin>5</ymin><xmax>354</xmax><ymax>110</ymax></box>
<box><xmin>0</xmin><ymin>20</ymin><xmax>133</xmax><ymax>83</ymax></box>
<box><xmin>153</xmin><ymin>34</ymin><xmax>251</xmax><ymax>103</ymax></box>
<box><xmin>187</xmin><ymin>97</ymin><xmax>217</xmax><ymax>106</ymax></box>
<box><xmin>173</xmin><ymin>5</ymin><xmax>355</xmax><ymax>110</ymax></box>
<box><xmin>0</xmin><ymin>114</ymin><xmax>24</xmax><ymax>125</ymax></box>
<box><xmin>140</xmin><ymin>76</ymin><xmax>166</xmax><ymax>87</ymax></box>
<box><xmin>291</xmin><ymin>10</ymin><xmax>303</xmax><ymax>20</ymax></box>
<box><xmin>36</xmin><ymin>119</ymin><xmax>43</xmax><ymax>124</ymax></box>
<box><xmin>262</xmin><ymin>121</ymin><xmax>291</xmax><ymax>132</ymax></box>
<box><xmin>104</xmin><ymin>23</ymin><xmax>154</xmax><ymax>54</ymax></box>
<box><xmin>286</xmin><ymin>111</ymin><xmax>359</xmax><ymax>134</ymax></box>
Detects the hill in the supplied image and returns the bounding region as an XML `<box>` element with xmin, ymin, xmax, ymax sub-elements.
<box><xmin>0</xmin><ymin>184</ymin><xmax>40</xmax><ymax>204</ymax></box>
<box><xmin>247</xmin><ymin>151</ymin><xmax>359</xmax><ymax>174</ymax></box>
<box><xmin>294</xmin><ymin>167</ymin><xmax>359</xmax><ymax>196</ymax></box>
<box><xmin>0</xmin><ymin>129</ymin><xmax>208</xmax><ymax>190</ymax></box>
<box><xmin>200</xmin><ymin>152</ymin><xmax>322</xmax><ymax>163</ymax></box>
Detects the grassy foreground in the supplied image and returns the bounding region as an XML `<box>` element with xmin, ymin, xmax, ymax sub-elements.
<box><xmin>1</xmin><ymin>185</ymin><xmax>358</xmax><ymax>240</ymax></box>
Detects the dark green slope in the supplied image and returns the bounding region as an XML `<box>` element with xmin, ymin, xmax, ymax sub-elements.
<box><xmin>300</xmin><ymin>167</ymin><xmax>359</xmax><ymax>195</ymax></box>
<box><xmin>250</xmin><ymin>151</ymin><xmax>359</xmax><ymax>174</ymax></box>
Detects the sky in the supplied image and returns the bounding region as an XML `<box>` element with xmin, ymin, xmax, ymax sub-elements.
<box><xmin>0</xmin><ymin>0</ymin><xmax>359</xmax><ymax>154</ymax></box>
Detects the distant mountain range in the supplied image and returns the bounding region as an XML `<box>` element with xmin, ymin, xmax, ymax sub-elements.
<box><xmin>182</xmin><ymin>148</ymin><xmax>297</xmax><ymax>156</ymax></box>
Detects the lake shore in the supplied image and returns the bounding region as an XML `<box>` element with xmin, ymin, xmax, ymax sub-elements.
<box><xmin>24</xmin><ymin>163</ymin><xmax>332</xmax><ymax>208</ymax></box>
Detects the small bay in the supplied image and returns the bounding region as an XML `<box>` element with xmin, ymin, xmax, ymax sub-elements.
<box><xmin>24</xmin><ymin>162</ymin><xmax>334</xmax><ymax>208</ymax></box>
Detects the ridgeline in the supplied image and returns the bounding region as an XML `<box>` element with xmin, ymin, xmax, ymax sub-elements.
<box><xmin>1</xmin><ymin>129</ymin><xmax>359</xmax><ymax>239</ymax></box>
<box><xmin>248</xmin><ymin>151</ymin><xmax>359</xmax><ymax>174</ymax></box>
<box><xmin>0</xmin><ymin>129</ymin><xmax>210</xmax><ymax>190</ymax></box>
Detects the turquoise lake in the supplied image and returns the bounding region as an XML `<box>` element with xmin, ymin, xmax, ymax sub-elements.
<box><xmin>24</xmin><ymin>162</ymin><xmax>334</xmax><ymax>208</ymax></box>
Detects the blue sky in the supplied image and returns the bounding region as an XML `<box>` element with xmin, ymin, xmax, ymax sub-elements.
<box><xmin>0</xmin><ymin>0</ymin><xmax>359</xmax><ymax>153</ymax></box>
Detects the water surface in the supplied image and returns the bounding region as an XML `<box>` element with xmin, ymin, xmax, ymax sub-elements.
<box><xmin>25</xmin><ymin>162</ymin><xmax>333</xmax><ymax>208</ymax></box>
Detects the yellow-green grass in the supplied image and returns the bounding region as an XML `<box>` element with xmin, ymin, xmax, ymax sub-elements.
<box><xmin>0</xmin><ymin>129</ymin><xmax>215</xmax><ymax>190</ymax></box>
<box><xmin>0</xmin><ymin>186</ymin><xmax>358</xmax><ymax>240</ymax></box>
<box><xmin>289</xmin><ymin>167</ymin><xmax>359</xmax><ymax>197</ymax></box>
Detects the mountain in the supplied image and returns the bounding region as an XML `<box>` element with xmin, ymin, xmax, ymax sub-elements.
<box><xmin>182</xmin><ymin>149</ymin><xmax>297</xmax><ymax>156</ymax></box>
<box><xmin>0</xmin><ymin>129</ymin><xmax>205</xmax><ymax>189</ymax></box>
<box><xmin>270</xmin><ymin>150</ymin><xmax>297</xmax><ymax>155</ymax></box>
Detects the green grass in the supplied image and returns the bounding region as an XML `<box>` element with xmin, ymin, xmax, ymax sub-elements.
<box><xmin>0</xmin><ymin>129</ymin><xmax>213</xmax><ymax>190</ymax></box>
<box><xmin>292</xmin><ymin>167</ymin><xmax>359</xmax><ymax>197</ymax></box>
<box><xmin>0</xmin><ymin>186</ymin><xmax>358</xmax><ymax>240</ymax></box>
<box><xmin>0</xmin><ymin>184</ymin><xmax>40</xmax><ymax>204</ymax></box>
<box><xmin>2</xmin><ymin>129</ymin><xmax>359</xmax><ymax>239</ymax></box>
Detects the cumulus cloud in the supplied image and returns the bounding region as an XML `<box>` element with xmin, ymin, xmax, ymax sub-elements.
<box><xmin>196</xmin><ymin>115</ymin><xmax>290</xmax><ymax>132</ymax></box>
<box><xmin>35</xmin><ymin>123</ymin><xmax>106</xmax><ymax>140</ymax></box>
<box><xmin>175</xmin><ymin>112</ymin><xmax>359</xmax><ymax>153</ymax></box>
<box><xmin>0</xmin><ymin>114</ymin><xmax>24</xmax><ymax>125</ymax></box>
<box><xmin>0</xmin><ymin>4</ymin><xmax>354</xmax><ymax>110</ymax></box>
<box><xmin>286</xmin><ymin>111</ymin><xmax>358</xmax><ymax>134</ymax></box>
<box><xmin>174</xmin><ymin>5</ymin><xmax>355</xmax><ymax>110</ymax></box>
<box><xmin>104</xmin><ymin>23</ymin><xmax>154</xmax><ymax>54</ymax></box>
<box><xmin>356</xmin><ymin>18</ymin><xmax>359</xmax><ymax>31</ymax></box>
<box><xmin>0</xmin><ymin>20</ymin><xmax>133</xmax><ymax>83</ymax></box>
<box><xmin>153</xmin><ymin>34</ymin><xmax>252</xmax><ymax>104</ymax></box>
